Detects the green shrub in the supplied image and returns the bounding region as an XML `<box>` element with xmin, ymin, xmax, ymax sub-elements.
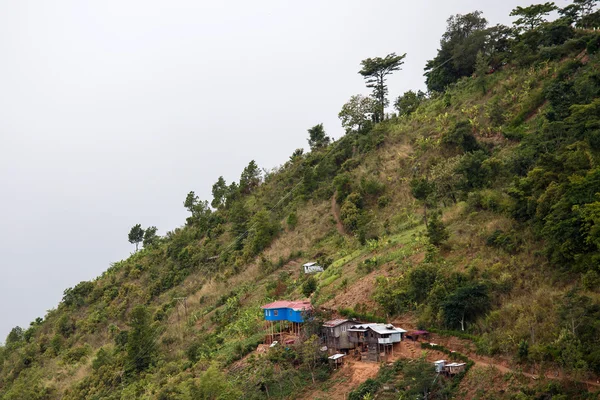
<box><xmin>486</xmin><ymin>229</ymin><xmax>521</xmax><ymax>254</ymax></box>
<box><xmin>63</xmin><ymin>345</ymin><xmax>91</xmax><ymax>363</ymax></box>
<box><xmin>427</xmin><ymin>213</ymin><xmax>449</xmax><ymax>246</ymax></box>
<box><xmin>302</xmin><ymin>276</ymin><xmax>317</xmax><ymax>298</ymax></box>
<box><xmin>442</xmin><ymin>120</ymin><xmax>480</xmax><ymax>152</ymax></box>
<box><xmin>377</xmin><ymin>195</ymin><xmax>390</xmax><ymax>208</ymax></box>
<box><xmin>582</xmin><ymin>270</ymin><xmax>600</xmax><ymax>290</ymax></box>
<box><xmin>360</xmin><ymin>177</ymin><xmax>385</xmax><ymax>197</ymax></box>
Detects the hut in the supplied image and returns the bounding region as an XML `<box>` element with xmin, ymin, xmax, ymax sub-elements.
<box><xmin>303</xmin><ymin>262</ymin><xmax>324</xmax><ymax>274</ymax></box>
<box><xmin>444</xmin><ymin>362</ymin><xmax>466</xmax><ymax>375</ymax></box>
<box><xmin>328</xmin><ymin>353</ymin><xmax>345</xmax><ymax>369</ymax></box>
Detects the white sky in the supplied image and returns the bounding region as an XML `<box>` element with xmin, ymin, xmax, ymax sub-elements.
<box><xmin>0</xmin><ymin>0</ymin><xmax>554</xmax><ymax>341</ymax></box>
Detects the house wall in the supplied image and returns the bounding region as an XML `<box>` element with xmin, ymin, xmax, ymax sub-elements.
<box><xmin>264</xmin><ymin>308</ymin><xmax>305</xmax><ymax>323</ymax></box>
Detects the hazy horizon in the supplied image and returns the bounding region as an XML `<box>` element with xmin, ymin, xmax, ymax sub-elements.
<box><xmin>0</xmin><ymin>0</ymin><xmax>547</xmax><ymax>342</ymax></box>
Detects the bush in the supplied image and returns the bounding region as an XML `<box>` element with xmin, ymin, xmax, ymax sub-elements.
<box><xmin>486</xmin><ymin>229</ymin><xmax>521</xmax><ymax>254</ymax></box>
<box><xmin>302</xmin><ymin>276</ymin><xmax>317</xmax><ymax>298</ymax></box>
<box><xmin>63</xmin><ymin>345</ymin><xmax>91</xmax><ymax>363</ymax></box>
<box><xmin>360</xmin><ymin>177</ymin><xmax>385</xmax><ymax>197</ymax></box>
<box><xmin>442</xmin><ymin>120</ymin><xmax>480</xmax><ymax>153</ymax></box>
<box><xmin>587</xmin><ymin>36</ymin><xmax>600</xmax><ymax>54</ymax></box>
<box><xmin>582</xmin><ymin>270</ymin><xmax>600</xmax><ymax>290</ymax></box>
<box><xmin>486</xmin><ymin>96</ymin><xmax>505</xmax><ymax>128</ymax></box>
<box><xmin>377</xmin><ymin>195</ymin><xmax>390</xmax><ymax>208</ymax></box>
<box><xmin>427</xmin><ymin>213</ymin><xmax>449</xmax><ymax>246</ymax></box>
<box><xmin>286</xmin><ymin>212</ymin><xmax>298</xmax><ymax>230</ymax></box>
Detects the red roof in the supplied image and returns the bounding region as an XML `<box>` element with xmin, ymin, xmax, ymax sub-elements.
<box><xmin>261</xmin><ymin>300</ymin><xmax>313</xmax><ymax>311</ymax></box>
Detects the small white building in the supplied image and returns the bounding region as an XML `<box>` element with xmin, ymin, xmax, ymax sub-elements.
<box><xmin>303</xmin><ymin>262</ymin><xmax>324</xmax><ymax>274</ymax></box>
<box><xmin>434</xmin><ymin>360</ymin><xmax>446</xmax><ymax>373</ymax></box>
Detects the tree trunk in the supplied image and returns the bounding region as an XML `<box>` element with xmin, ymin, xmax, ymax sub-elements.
<box><xmin>424</xmin><ymin>204</ymin><xmax>428</xmax><ymax>228</ymax></box>
<box><xmin>460</xmin><ymin>313</ymin><xmax>465</xmax><ymax>331</ymax></box>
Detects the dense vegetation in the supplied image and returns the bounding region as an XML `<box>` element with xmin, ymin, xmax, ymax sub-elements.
<box><xmin>3</xmin><ymin>1</ymin><xmax>600</xmax><ymax>399</ymax></box>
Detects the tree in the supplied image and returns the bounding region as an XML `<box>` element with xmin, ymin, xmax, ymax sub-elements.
<box><xmin>299</xmin><ymin>334</ymin><xmax>324</xmax><ymax>384</ymax></box>
<box><xmin>410</xmin><ymin>177</ymin><xmax>436</xmax><ymax>227</ymax></box>
<box><xmin>244</xmin><ymin>210</ymin><xmax>280</xmax><ymax>257</ymax></box>
<box><xmin>5</xmin><ymin>326</ymin><xmax>24</xmax><ymax>345</ymax></box>
<box><xmin>394</xmin><ymin>90</ymin><xmax>426</xmax><ymax>117</ymax></box>
<box><xmin>143</xmin><ymin>226</ymin><xmax>158</xmax><ymax>248</ymax></box>
<box><xmin>427</xmin><ymin>212</ymin><xmax>449</xmax><ymax>247</ymax></box>
<box><xmin>184</xmin><ymin>191</ymin><xmax>199</xmax><ymax>214</ymax></box>
<box><xmin>425</xmin><ymin>11</ymin><xmax>488</xmax><ymax>92</ymax></box>
<box><xmin>474</xmin><ymin>51</ymin><xmax>488</xmax><ymax>94</ymax></box>
<box><xmin>211</xmin><ymin>176</ymin><xmax>228</xmax><ymax>209</ymax></box>
<box><xmin>307</xmin><ymin>123</ymin><xmax>330</xmax><ymax>150</ymax></box>
<box><xmin>338</xmin><ymin>94</ymin><xmax>376</xmax><ymax>133</ymax></box>
<box><xmin>125</xmin><ymin>305</ymin><xmax>157</xmax><ymax>374</ymax></box>
<box><xmin>510</xmin><ymin>2</ymin><xmax>557</xmax><ymax>31</ymax></box>
<box><xmin>128</xmin><ymin>224</ymin><xmax>144</xmax><ymax>252</ymax></box>
<box><xmin>240</xmin><ymin>160</ymin><xmax>261</xmax><ymax>194</ymax></box>
<box><xmin>302</xmin><ymin>276</ymin><xmax>317</xmax><ymax>298</ymax></box>
<box><xmin>289</xmin><ymin>148</ymin><xmax>304</xmax><ymax>162</ymax></box>
<box><xmin>442</xmin><ymin>284</ymin><xmax>490</xmax><ymax>330</ymax></box>
<box><xmin>359</xmin><ymin>53</ymin><xmax>406</xmax><ymax>122</ymax></box>
<box><xmin>192</xmin><ymin>362</ymin><xmax>242</xmax><ymax>400</ymax></box>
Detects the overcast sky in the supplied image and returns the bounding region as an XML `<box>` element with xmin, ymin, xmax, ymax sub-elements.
<box><xmin>0</xmin><ymin>0</ymin><xmax>555</xmax><ymax>341</ymax></box>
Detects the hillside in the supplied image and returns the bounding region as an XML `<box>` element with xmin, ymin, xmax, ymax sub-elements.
<box><xmin>3</xmin><ymin>4</ymin><xmax>600</xmax><ymax>399</ymax></box>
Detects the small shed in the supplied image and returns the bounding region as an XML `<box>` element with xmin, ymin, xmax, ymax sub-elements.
<box><xmin>328</xmin><ymin>353</ymin><xmax>345</xmax><ymax>369</ymax></box>
<box><xmin>434</xmin><ymin>360</ymin><xmax>446</xmax><ymax>373</ymax></box>
<box><xmin>303</xmin><ymin>262</ymin><xmax>324</xmax><ymax>274</ymax></box>
<box><xmin>444</xmin><ymin>362</ymin><xmax>466</xmax><ymax>375</ymax></box>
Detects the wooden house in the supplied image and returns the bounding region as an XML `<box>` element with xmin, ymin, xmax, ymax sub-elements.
<box><xmin>261</xmin><ymin>300</ymin><xmax>313</xmax><ymax>343</ymax></box>
<box><xmin>322</xmin><ymin>319</ymin><xmax>357</xmax><ymax>352</ymax></box>
<box><xmin>347</xmin><ymin>323</ymin><xmax>407</xmax><ymax>361</ymax></box>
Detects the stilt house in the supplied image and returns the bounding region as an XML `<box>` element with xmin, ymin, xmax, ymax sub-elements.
<box><xmin>261</xmin><ymin>300</ymin><xmax>313</xmax><ymax>343</ymax></box>
<box><xmin>347</xmin><ymin>323</ymin><xmax>407</xmax><ymax>361</ymax></box>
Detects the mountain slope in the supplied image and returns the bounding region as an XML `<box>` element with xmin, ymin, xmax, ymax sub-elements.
<box><xmin>3</xmin><ymin>16</ymin><xmax>600</xmax><ymax>400</ymax></box>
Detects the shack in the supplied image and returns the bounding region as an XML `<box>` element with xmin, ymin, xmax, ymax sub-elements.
<box><xmin>262</xmin><ymin>300</ymin><xmax>313</xmax><ymax>343</ymax></box>
<box><xmin>322</xmin><ymin>319</ymin><xmax>357</xmax><ymax>352</ymax></box>
<box><xmin>432</xmin><ymin>360</ymin><xmax>466</xmax><ymax>376</ymax></box>
<box><xmin>328</xmin><ymin>353</ymin><xmax>345</xmax><ymax>369</ymax></box>
<box><xmin>347</xmin><ymin>323</ymin><xmax>407</xmax><ymax>362</ymax></box>
<box><xmin>303</xmin><ymin>262</ymin><xmax>324</xmax><ymax>274</ymax></box>
<box><xmin>444</xmin><ymin>362</ymin><xmax>466</xmax><ymax>375</ymax></box>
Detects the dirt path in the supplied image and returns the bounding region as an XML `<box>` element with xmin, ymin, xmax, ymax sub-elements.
<box><xmin>331</xmin><ymin>192</ymin><xmax>345</xmax><ymax>235</ymax></box>
<box><xmin>299</xmin><ymin>360</ymin><xmax>380</xmax><ymax>400</ymax></box>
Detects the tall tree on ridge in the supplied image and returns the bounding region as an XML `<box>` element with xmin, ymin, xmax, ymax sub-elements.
<box><xmin>307</xmin><ymin>123</ymin><xmax>330</xmax><ymax>150</ymax></box>
<box><xmin>359</xmin><ymin>53</ymin><xmax>406</xmax><ymax>123</ymax></box>
<box><xmin>510</xmin><ymin>2</ymin><xmax>557</xmax><ymax>31</ymax></box>
<box><xmin>128</xmin><ymin>224</ymin><xmax>144</xmax><ymax>252</ymax></box>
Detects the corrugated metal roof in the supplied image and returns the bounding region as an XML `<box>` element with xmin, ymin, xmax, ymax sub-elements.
<box><xmin>261</xmin><ymin>300</ymin><xmax>313</xmax><ymax>311</ymax></box>
<box><xmin>348</xmin><ymin>323</ymin><xmax>407</xmax><ymax>335</ymax></box>
<box><xmin>303</xmin><ymin>262</ymin><xmax>317</xmax><ymax>267</ymax></box>
<box><xmin>323</xmin><ymin>319</ymin><xmax>350</xmax><ymax>327</ymax></box>
<box><xmin>328</xmin><ymin>354</ymin><xmax>345</xmax><ymax>360</ymax></box>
